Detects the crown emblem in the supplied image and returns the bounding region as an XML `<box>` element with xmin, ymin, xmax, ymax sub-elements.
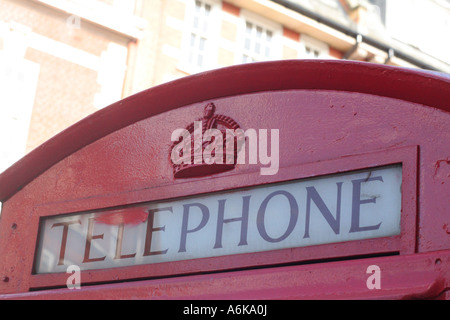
<box><xmin>170</xmin><ymin>103</ymin><xmax>244</xmax><ymax>179</ymax></box>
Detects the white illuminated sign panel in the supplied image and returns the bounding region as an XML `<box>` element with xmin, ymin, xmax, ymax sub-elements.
<box><xmin>35</xmin><ymin>165</ymin><xmax>402</xmax><ymax>274</ymax></box>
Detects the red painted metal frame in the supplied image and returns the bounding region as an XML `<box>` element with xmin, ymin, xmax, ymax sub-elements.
<box><xmin>3</xmin><ymin>250</ymin><xmax>449</xmax><ymax>300</ymax></box>
<box><xmin>27</xmin><ymin>145</ymin><xmax>416</xmax><ymax>290</ymax></box>
<box><xmin>0</xmin><ymin>60</ymin><xmax>448</xmax><ymax>299</ymax></box>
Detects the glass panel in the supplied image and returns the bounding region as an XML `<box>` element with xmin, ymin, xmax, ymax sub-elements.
<box><xmin>195</xmin><ymin>0</ymin><xmax>201</xmax><ymax>11</ymax></box>
<box><xmin>256</xmin><ymin>26</ymin><xmax>263</xmax><ymax>38</ymax></box>
<box><xmin>255</xmin><ymin>42</ymin><xmax>261</xmax><ymax>54</ymax></box>
<box><xmin>193</xmin><ymin>16</ymin><xmax>199</xmax><ymax>29</ymax></box>
<box><xmin>34</xmin><ymin>165</ymin><xmax>402</xmax><ymax>274</ymax></box>
<box><xmin>244</xmin><ymin>38</ymin><xmax>251</xmax><ymax>50</ymax></box>
<box><xmin>246</xmin><ymin>21</ymin><xmax>252</xmax><ymax>34</ymax></box>
<box><xmin>199</xmin><ymin>37</ymin><xmax>206</xmax><ymax>51</ymax></box>
<box><xmin>205</xmin><ymin>4</ymin><xmax>211</xmax><ymax>15</ymax></box>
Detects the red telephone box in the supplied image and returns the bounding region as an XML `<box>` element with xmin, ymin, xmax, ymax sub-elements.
<box><xmin>0</xmin><ymin>60</ymin><xmax>448</xmax><ymax>300</ymax></box>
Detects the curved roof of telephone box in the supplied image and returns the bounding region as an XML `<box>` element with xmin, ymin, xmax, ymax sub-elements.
<box><xmin>0</xmin><ymin>60</ymin><xmax>449</xmax><ymax>201</ymax></box>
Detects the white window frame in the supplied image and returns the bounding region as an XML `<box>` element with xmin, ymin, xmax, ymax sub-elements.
<box><xmin>236</xmin><ymin>10</ymin><xmax>282</xmax><ymax>64</ymax></box>
<box><xmin>299</xmin><ymin>34</ymin><xmax>330</xmax><ymax>59</ymax></box>
<box><xmin>179</xmin><ymin>0</ymin><xmax>221</xmax><ymax>74</ymax></box>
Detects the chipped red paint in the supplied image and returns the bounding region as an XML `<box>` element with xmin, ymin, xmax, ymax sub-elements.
<box><xmin>94</xmin><ymin>207</ymin><xmax>149</xmax><ymax>226</ymax></box>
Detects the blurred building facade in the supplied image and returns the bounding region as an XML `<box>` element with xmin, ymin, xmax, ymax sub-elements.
<box><xmin>0</xmin><ymin>0</ymin><xmax>449</xmax><ymax>173</ymax></box>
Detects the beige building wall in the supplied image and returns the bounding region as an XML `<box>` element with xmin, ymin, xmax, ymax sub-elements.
<box><xmin>0</xmin><ymin>0</ymin><xmax>137</xmax><ymax>170</ymax></box>
<box><xmin>0</xmin><ymin>0</ymin><xmax>447</xmax><ymax>173</ymax></box>
<box><xmin>125</xmin><ymin>0</ymin><xmax>344</xmax><ymax>94</ymax></box>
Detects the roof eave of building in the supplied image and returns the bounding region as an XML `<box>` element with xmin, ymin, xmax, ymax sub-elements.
<box><xmin>271</xmin><ymin>0</ymin><xmax>450</xmax><ymax>73</ymax></box>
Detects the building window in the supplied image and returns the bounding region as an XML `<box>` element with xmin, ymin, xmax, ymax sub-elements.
<box><xmin>189</xmin><ymin>0</ymin><xmax>211</xmax><ymax>67</ymax></box>
<box><xmin>238</xmin><ymin>11</ymin><xmax>281</xmax><ymax>64</ymax></box>
<box><xmin>181</xmin><ymin>0</ymin><xmax>219</xmax><ymax>73</ymax></box>
<box><xmin>304</xmin><ymin>45</ymin><xmax>321</xmax><ymax>58</ymax></box>
<box><xmin>299</xmin><ymin>34</ymin><xmax>329</xmax><ymax>59</ymax></box>
<box><xmin>242</xmin><ymin>21</ymin><xmax>274</xmax><ymax>63</ymax></box>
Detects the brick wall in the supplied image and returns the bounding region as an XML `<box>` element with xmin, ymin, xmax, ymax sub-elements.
<box><xmin>0</xmin><ymin>0</ymin><xmax>130</xmax><ymax>154</ymax></box>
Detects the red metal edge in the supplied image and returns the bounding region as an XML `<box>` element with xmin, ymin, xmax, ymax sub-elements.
<box><xmin>27</xmin><ymin>146</ymin><xmax>416</xmax><ymax>290</ymax></box>
<box><xmin>4</xmin><ymin>250</ymin><xmax>449</xmax><ymax>300</ymax></box>
<box><xmin>28</xmin><ymin>236</ymin><xmax>401</xmax><ymax>290</ymax></box>
<box><xmin>0</xmin><ymin>60</ymin><xmax>448</xmax><ymax>201</ymax></box>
